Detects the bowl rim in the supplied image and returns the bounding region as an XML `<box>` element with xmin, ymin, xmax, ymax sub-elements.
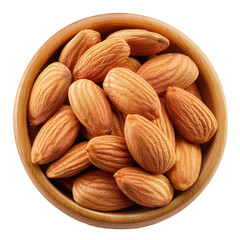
<box><xmin>13</xmin><ymin>13</ymin><xmax>227</xmax><ymax>229</ymax></box>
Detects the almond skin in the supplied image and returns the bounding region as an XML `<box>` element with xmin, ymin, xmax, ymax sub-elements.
<box><xmin>46</xmin><ymin>142</ymin><xmax>91</xmax><ymax>178</ymax></box>
<box><xmin>137</xmin><ymin>53</ymin><xmax>199</xmax><ymax>95</ymax></box>
<box><xmin>103</xmin><ymin>67</ymin><xmax>160</xmax><ymax>121</ymax></box>
<box><xmin>122</xmin><ymin>57</ymin><xmax>141</xmax><ymax>72</ymax></box>
<box><xmin>86</xmin><ymin>136</ymin><xmax>135</xmax><ymax>173</ymax></box>
<box><xmin>28</xmin><ymin>62</ymin><xmax>72</xmax><ymax>126</ymax></box>
<box><xmin>166</xmin><ymin>134</ymin><xmax>202</xmax><ymax>191</ymax></box>
<box><xmin>124</xmin><ymin>114</ymin><xmax>175</xmax><ymax>174</ymax></box>
<box><xmin>72</xmin><ymin>170</ymin><xmax>134</xmax><ymax>211</ymax></box>
<box><xmin>184</xmin><ymin>82</ymin><xmax>202</xmax><ymax>101</ymax></box>
<box><xmin>152</xmin><ymin>98</ymin><xmax>175</xmax><ymax>149</ymax></box>
<box><xmin>110</xmin><ymin>106</ymin><xmax>126</xmax><ymax>137</ymax></box>
<box><xmin>59</xmin><ymin>29</ymin><xmax>101</xmax><ymax>72</ymax></box>
<box><xmin>107</xmin><ymin>29</ymin><xmax>169</xmax><ymax>56</ymax></box>
<box><xmin>53</xmin><ymin>177</ymin><xmax>75</xmax><ymax>193</ymax></box>
<box><xmin>31</xmin><ymin>105</ymin><xmax>80</xmax><ymax>164</ymax></box>
<box><xmin>73</xmin><ymin>38</ymin><xmax>130</xmax><ymax>82</ymax></box>
<box><xmin>166</xmin><ymin>87</ymin><xmax>218</xmax><ymax>143</ymax></box>
<box><xmin>68</xmin><ymin>79</ymin><xmax>112</xmax><ymax>137</ymax></box>
<box><xmin>114</xmin><ymin>167</ymin><xmax>174</xmax><ymax>207</ymax></box>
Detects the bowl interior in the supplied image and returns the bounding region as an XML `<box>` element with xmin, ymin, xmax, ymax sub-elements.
<box><xmin>14</xmin><ymin>13</ymin><xmax>227</xmax><ymax>228</ymax></box>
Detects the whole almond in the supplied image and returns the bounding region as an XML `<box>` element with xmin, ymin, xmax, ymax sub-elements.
<box><xmin>110</xmin><ymin>106</ymin><xmax>126</xmax><ymax>137</ymax></box>
<box><xmin>166</xmin><ymin>134</ymin><xmax>202</xmax><ymax>191</ymax></box>
<box><xmin>122</xmin><ymin>57</ymin><xmax>141</xmax><ymax>72</ymax></box>
<box><xmin>103</xmin><ymin>67</ymin><xmax>160</xmax><ymax>121</ymax></box>
<box><xmin>124</xmin><ymin>114</ymin><xmax>175</xmax><ymax>174</ymax></box>
<box><xmin>114</xmin><ymin>167</ymin><xmax>174</xmax><ymax>207</ymax></box>
<box><xmin>72</xmin><ymin>170</ymin><xmax>134</xmax><ymax>211</ymax></box>
<box><xmin>184</xmin><ymin>82</ymin><xmax>202</xmax><ymax>100</ymax></box>
<box><xmin>73</xmin><ymin>38</ymin><xmax>130</xmax><ymax>82</ymax></box>
<box><xmin>166</xmin><ymin>87</ymin><xmax>218</xmax><ymax>143</ymax></box>
<box><xmin>152</xmin><ymin>98</ymin><xmax>175</xmax><ymax>148</ymax></box>
<box><xmin>87</xmin><ymin>135</ymin><xmax>135</xmax><ymax>173</ymax></box>
<box><xmin>107</xmin><ymin>29</ymin><xmax>169</xmax><ymax>56</ymax></box>
<box><xmin>59</xmin><ymin>29</ymin><xmax>101</xmax><ymax>72</ymax></box>
<box><xmin>137</xmin><ymin>53</ymin><xmax>199</xmax><ymax>95</ymax></box>
<box><xmin>46</xmin><ymin>142</ymin><xmax>91</xmax><ymax>178</ymax></box>
<box><xmin>28</xmin><ymin>62</ymin><xmax>72</xmax><ymax>126</ymax></box>
<box><xmin>31</xmin><ymin>105</ymin><xmax>80</xmax><ymax>164</ymax></box>
<box><xmin>69</xmin><ymin>79</ymin><xmax>112</xmax><ymax>137</ymax></box>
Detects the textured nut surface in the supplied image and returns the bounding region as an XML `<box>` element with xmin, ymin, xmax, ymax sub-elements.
<box><xmin>46</xmin><ymin>142</ymin><xmax>91</xmax><ymax>178</ymax></box>
<box><xmin>69</xmin><ymin>79</ymin><xmax>112</xmax><ymax>137</ymax></box>
<box><xmin>184</xmin><ymin>82</ymin><xmax>202</xmax><ymax>100</ymax></box>
<box><xmin>28</xmin><ymin>62</ymin><xmax>72</xmax><ymax>126</ymax></box>
<box><xmin>87</xmin><ymin>135</ymin><xmax>135</xmax><ymax>173</ymax></box>
<box><xmin>166</xmin><ymin>87</ymin><xmax>218</xmax><ymax>143</ymax></box>
<box><xmin>107</xmin><ymin>29</ymin><xmax>169</xmax><ymax>56</ymax></box>
<box><xmin>137</xmin><ymin>53</ymin><xmax>199</xmax><ymax>95</ymax></box>
<box><xmin>114</xmin><ymin>167</ymin><xmax>174</xmax><ymax>207</ymax></box>
<box><xmin>72</xmin><ymin>170</ymin><xmax>134</xmax><ymax>211</ymax></box>
<box><xmin>73</xmin><ymin>38</ymin><xmax>130</xmax><ymax>82</ymax></box>
<box><xmin>103</xmin><ymin>67</ymin><xmax>160</xmax><ymax>121</ymax></box>
<box><xmin>124</xmin><ymin>114</ymin><xmax>175</xmax><ymax>174</ymax></box>
<box><xmin>166</xmin><ymin>134</ymin><xmax>202</xmax><ymax>191</ymax></box>
<box><xmin>110</xmin><ymin>106</ymin><xmax>126</xmax><ymax>137</ymax></box>
<box><xmin>152</xmin><ymin>98</ymin><xmax>175</xmax><ymax>148</ymax></box>
<box><xmin>31</xmin><ymin>105</ymin><xmax>80</xmax><ymax>164</ymax></box>
<box><xmin>122</xmin><ymin>57</ymin><xmax>142</xmax><ymax>72</ymax></box>
<box><xmin>59</xmin><ymin>29</ymin><xmax>101</xmax><ymax>72</ymax></box>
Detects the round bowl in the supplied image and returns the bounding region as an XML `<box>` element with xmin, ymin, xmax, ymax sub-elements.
<box><xmin>13</xmin><ymin>13</ymin><xmax>227</xmax><ymax>228</ymax></box>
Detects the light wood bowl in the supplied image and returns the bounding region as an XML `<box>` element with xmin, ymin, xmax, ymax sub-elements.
<box><xmin>13</xmin><ymin>13</ymin><xmax>227</xmax><ymax>228</ymax></box>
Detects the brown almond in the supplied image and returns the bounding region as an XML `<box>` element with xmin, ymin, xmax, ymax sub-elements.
<box><xmin>166</xmin><ymin>87</ymin><xmax>218</xmax><ymax>143</ymax></box>
<box><xmin>59</xmin><ymin>29</ymin><xmax>101</xmax><ymax>72</ymax></box>
<box><xmin>72</xmin><ymin>170</ymin><xmax>134</xmax><ymax>211</ymax></box>
<box><xmin>103</xmin><ymin>67</ymin><xmax>160</xmax><ymax>121</ymax></box>
<box><xmin>107</xmin><ymin>29</ymin><xmax>169</xmax><ymax>56</ymax></box>
<box><xmin>114</xmin><ymin>167</ymin><xmax>174</xmax><ymax>207</ymax></box>
<box><xmin>124</xmin><ymin>114</ymin><xmax>175</xmax><ymax>174</ymax></box>
<box><xmin>46</xmin><ymin>142</ymin><xmax>91</xmax><ymax>178</ymax></box>
<box><xmin>152</xmin><ymin>98</ymin><xmax>175</xmax><ymax>148</ymax></box>
<box><xmin>137</xmin><ymin>53</ymin><xmax>199</xmax><ymax>95</ymax></box>
<box><xmin>110</xmin><ymin>106</ymin><xmax>126</xmax><ymax>137</ymax></box>
<box><xmin>87</xmin><ymin>135</ymin><xmax>135</xmax><ymax>173</ymax></box>
<box><xmin>31</xmin><ymin>105</ymin><xmax>80</xmax><ymax>164</ymax></box>
<box><xmin>73</xmin><ymin>38</ymin><xmax>130</xmax><ymax>82</ymax></box>
<box><xmin>184</xmin><ymin>82</ymin><xmax>202</xmax><ymax>100</ymax></box>
<box><xmin>28</xmin><ymin>62</ymin><xmax>72</xmax><ymax>126</ymax></box>
<box><xmin>166</xmin><ymin>134</ymin><xmax>202</xmax><ymax>191</ymax></box>
<box><xmin>122</xmin><ymin>57</ymin><xmax>141</xmax><ymax>72</ymax></box>
<box><xmin>68</xmin><ymin>79</ymin><xmax>112</xmax><ymax>137</ymax></box>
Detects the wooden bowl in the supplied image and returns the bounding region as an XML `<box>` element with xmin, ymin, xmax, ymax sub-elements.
<box><xmin>13</xmin><ymin>13</ymin><xmax>227</xmax><ymax>228</ymax></box>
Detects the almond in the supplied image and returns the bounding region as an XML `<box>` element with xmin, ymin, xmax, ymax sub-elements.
<box><xmin>122</xmin><ymin>57</ymin><xmax>141</xmax><ymax>72</ymax></box>
<box><xmin>166</xmin><ymin>134</ymin><xmax>202</xmax><ymax>191</ymax></box>
<box><xmin>152</xmin><ymin>98</ymin><xmax>175</xmax><ymax>148</ymax></box>
<box><xmin>124</xmin><ymin>114</ymin><xmax>175</xmax><ymax>174</ymax></box>
<box><xmin>184</xmin><ymin>82</ymin><xmax>202</xmax><ymax>100</ymax></box>
<box><xmin>68</xmin><ymin>79</ymin><xmax>112</xmax><ymax>137</ymax></box>
<box><xmin>86</xmin><ymin>136</ymin><xmax>135</xmax><ymax>173</ymax></box>
<box><xmin>103</xmin><ymin>67</ymin><xmax>160</xmax><ymax>121</ymax></box>
<box><xmin>107</xmin><ymin>29</ymin><xmax>169</xmax><ymax>56</ymax></box>
<box><xmin>166</xmin><ymin>87</ymin><xmax>218</xmax><ymax>143</ymax></box>
<box><xmin>53</xmin><ymin>177</ymin><xmax>75</xmax><ymax>193</ymax></box>
<box><xmin>28</xmin><ymin>62</ymin><xmax>72</xmax><ymax>126</ymax></box>
<box><xmin>46</xmin><ymin>142</ymin><xmax>91</xmax><ymax>178</ymax></box>
<box><xmin>114</xmin><ymin>167</ymin><xmax>174</xmax><ymax>207</ymax></box>
<box><xmin>59</xmin><ymin>29</ymin><xmax>101</xmax><ymax>72</ymax></box>
<box><xmin>137</xmin><ymin>53</ymin><xmax>199</xmax><ymax>95</ymax></box>
<box><xmin>72</xmin><ymin>170</ymin><xmax>134</xmax><ymax>211</ymax></box>
<box><xmin>110</xmin><ymin>106</ymin><xmax>126</xmax><ymax>137</ymax></box>
<box><xmin>31</xmin><ymin>105</ymin><xmax>80</xmax><ymax>164</ymax></box>
<box><xmin>73</xmin><ymin>38</ymin><xmax>130</xmax><ymax>82</ymax></box>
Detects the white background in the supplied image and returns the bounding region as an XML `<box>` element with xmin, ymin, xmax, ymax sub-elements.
<box><xmin>1</xmin><ymin>0</ymin><xmax>239</xmax><ymax>239</ymax></box>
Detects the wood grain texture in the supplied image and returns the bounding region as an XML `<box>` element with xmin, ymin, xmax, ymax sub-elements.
<box><xmin>14</xmin><ymin>13</ymin><xmax>227</xmax><ymax>229</ymax></box>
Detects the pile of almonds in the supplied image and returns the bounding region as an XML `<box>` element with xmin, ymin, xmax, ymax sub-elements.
<box><xmin>29</xmin><ymin>29</ymin><xmax>218</xmax><ymax>211</ymax></box>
